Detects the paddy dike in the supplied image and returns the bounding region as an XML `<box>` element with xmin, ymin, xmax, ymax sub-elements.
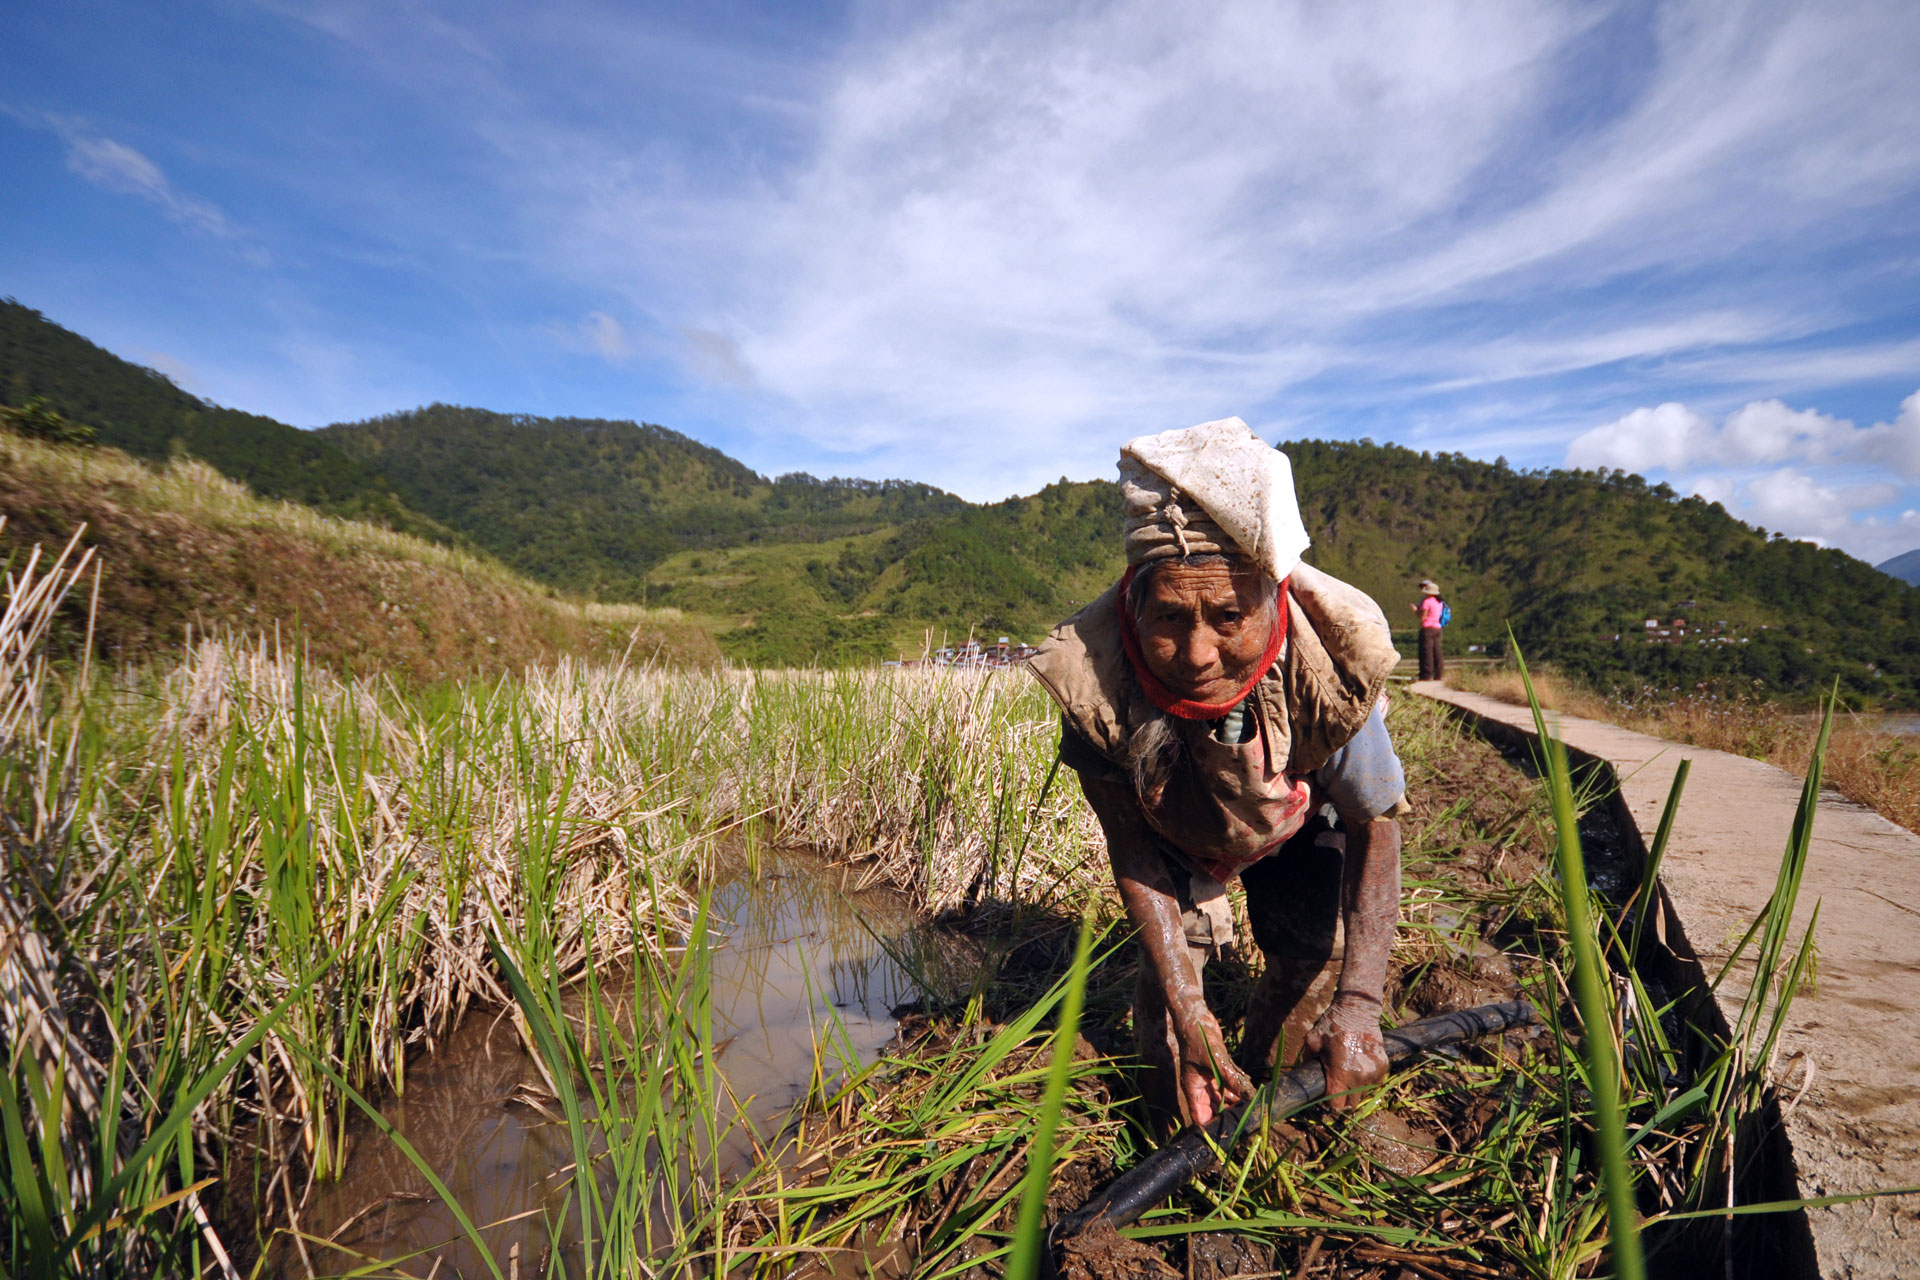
<box><xmin>1413</xmin><ymin>681</ymin><xmax>1920</xmax><ymax>1279</ymax></box>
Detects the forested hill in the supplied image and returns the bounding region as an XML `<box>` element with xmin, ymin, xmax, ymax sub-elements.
<box><xmin>1284</xmin><ymin>441</ymin><xmax>1919</xmax><ymax>702</ymax></box>
<box><xmin>0</xmin><ymin>299</ymin><xmax>442</xmax><ymax>538</ymax></box>
<box><xmin>319</xmin><ymin>404</ymin><xmax>1918</xmax><ymax>700</ymax></box>
<box><xmin>319</xmin><ymin>405</ymin><xmax>965</xmax><ymax>599</ymax></box>
<box><xmin>5</xmin><ymin>299</ymin><xmax>1914</xmax><ymax>698</ymax></box>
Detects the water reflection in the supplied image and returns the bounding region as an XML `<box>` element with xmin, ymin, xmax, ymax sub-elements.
<box><xmin>289</xmin><ymin>856</ymin><xmax>926</xmax><ymax>1277</ymax></box>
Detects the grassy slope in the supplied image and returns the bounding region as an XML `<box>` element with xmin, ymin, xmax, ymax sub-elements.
<box><xmin>0</xmin><ymin>298</ymin><xmax>447</xmax><ymax>539</ymax></box>
<box><xmin>0</xmin><ymin>430</ymin><xmax>719</xmax><ymax>680</ymax></box>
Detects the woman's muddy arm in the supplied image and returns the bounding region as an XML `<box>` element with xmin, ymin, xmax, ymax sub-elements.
<box><xmin>1307</xmin><ymin>815</ymin><xmax>1400</xmax><ymax>1109</ymax></box>
<box><xmin>1338</xmin><ymin>815</ymin><xmax>1400</xmax><ymax>1000</ymax></box>
<box><xmin>1079</xmin><ymin>774</ymin><xmax>1252</xmax><ymax>1123</ymax></box>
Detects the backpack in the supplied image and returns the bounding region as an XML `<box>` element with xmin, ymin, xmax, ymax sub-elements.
<box><xmin>1438</xmin><ymin>600</ymin><xmax>1451</xmax><ymax>628</ymax></box>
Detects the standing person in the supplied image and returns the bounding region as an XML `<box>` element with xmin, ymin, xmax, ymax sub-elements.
<box><xmin>1026</xmin><ymin>418</ymin><xmax>1409</xmax><ymax>1133</ymax></box>
<box><xmin>1412</xmin><ymin>579</ymin><xmax>1445</xmax><ymax>682</ymax></box>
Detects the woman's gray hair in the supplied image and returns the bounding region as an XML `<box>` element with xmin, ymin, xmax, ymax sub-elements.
<box><xmin>1124</xmin><ymin>708</ymin><xmax>1188</xmax><ymax>803</ymax></box>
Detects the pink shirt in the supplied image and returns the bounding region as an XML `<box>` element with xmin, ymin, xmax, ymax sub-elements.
<box><xmin>1417</xmin><ymin>596</ymin><xmax>1444</xmax><ymax>628</ymax></box>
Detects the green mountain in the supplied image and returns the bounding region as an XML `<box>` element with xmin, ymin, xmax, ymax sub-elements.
<box><xmin>318</xmin><ymin>404</ymin><xmax>965</xmax><ymax>601</ymax></box>
<box><xmin>5</xmin><ymin>299</ymin><xmax>1913</xmax><ymax>698</ymax></box>
<box><xmin>1880</xmin><ymin>549</ymin><xmax>1920</xmax><ymax>587</ymax></box>
<box><xmin>318</xmin><ymin>408</ymin><xmax>1919</xmax><ymax>700</ymax></box>
<box><xmin>639</xmin><ymin>478</ymin><xmax>1124</xmax><ymax>665</ymax></box>
<box><xmin>0</xmin><ymin>299</ymin><xmax>444</xmax><ymax>538</ymax></box>
<box><xmin>1285</xmin><ymin>441</ymin><xmax>1919</xmax><ymax>703</ymax></box>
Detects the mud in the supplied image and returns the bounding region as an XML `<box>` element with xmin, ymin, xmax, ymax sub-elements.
<box><xmin>1057</xmin><ymin>1219</ymin><xmax>1180</xmax><ymax>1280</ymax></box>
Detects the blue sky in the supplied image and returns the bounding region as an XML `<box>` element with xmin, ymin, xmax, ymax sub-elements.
<box><xmin>4</xmin><ymin>0</ymin><xmax>1919</xmax><ymax>562</ymax></box>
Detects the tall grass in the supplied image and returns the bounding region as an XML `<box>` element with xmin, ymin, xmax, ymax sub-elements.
<box><xmin>0</xmin><ymin>528</ymin><xmax>1106</xmax><ymax>1272</ymax></box>
<box><xmin>3</xmin><ymin>512</ymin><xmax>1887</xmax><ymax>1278</ymax></box>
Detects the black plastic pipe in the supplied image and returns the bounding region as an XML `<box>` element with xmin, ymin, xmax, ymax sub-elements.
<box><xmin>1051</xmin><ymin>999</ymin><xmax>1539</xmax><ymax>1243</ymax></box>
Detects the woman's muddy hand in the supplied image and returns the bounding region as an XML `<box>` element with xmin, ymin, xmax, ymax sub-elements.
<box><xmin>1174</xmin><ymin>1008</ymin><xmax>1254</xmax><ymax>1127</ymax></box>
<box><xmin>1304</xmin><ymin>993</ymin><xmax>1389</xmax><ymax>1111</ymax></box>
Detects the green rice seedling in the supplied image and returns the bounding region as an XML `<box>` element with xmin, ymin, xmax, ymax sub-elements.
<box><xmin>1006</xmin><ymin>909</ymin><xmax>1095</xmax><ymax>1280</ymax></box>
<box><xmin>716</xmin><ymin>926</ymin><xmax>1128</xmax><ymax>1278</ymax></box>
<box><xmin>1513</xmin><ymin>641</ymin><xmax>1646</xmax><ymax>1280</ymax></box>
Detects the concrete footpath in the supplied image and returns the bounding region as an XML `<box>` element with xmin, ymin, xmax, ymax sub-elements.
<box><xmin>1411</xmin><ymin>682</ymin><xmax>1920</xmax><ymax>1279</ymax></box>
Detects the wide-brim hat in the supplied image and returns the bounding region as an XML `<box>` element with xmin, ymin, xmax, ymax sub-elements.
<box><xmin>1419</xmin><ymin>579</ymin><xmax>1440</xmax><ymax>595</ymax></box>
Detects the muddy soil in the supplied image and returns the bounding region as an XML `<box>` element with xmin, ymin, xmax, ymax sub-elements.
<box><xmin>792</xmin><ymin>709</ymin><xmax>1573</xmax><ymax>1279</ymax></box>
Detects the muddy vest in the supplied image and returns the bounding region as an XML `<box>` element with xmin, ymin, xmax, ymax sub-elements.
<box><xmin>1024</xmin><ymin>563</ymin><xmax>1400</xmax><ymax>880</ymax></box>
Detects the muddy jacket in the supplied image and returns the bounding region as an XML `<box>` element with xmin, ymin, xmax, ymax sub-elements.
<box><xmin>1025</xmin><ymin>563</ymin><xmax>1400</xmax><ymax>880</ymax></box>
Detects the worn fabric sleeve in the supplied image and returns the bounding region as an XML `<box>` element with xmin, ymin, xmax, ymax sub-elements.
<box><xmin>1057</xmin><ymin>716</ymin><xmax>1127</xmax><ymax>786</ymax></box>
<box><xmin>1310</xmin><ymin>703</ymin><xmax>1406</xmax><ymax>825</ymax></box>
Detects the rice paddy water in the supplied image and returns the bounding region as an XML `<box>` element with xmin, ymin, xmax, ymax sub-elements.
<box><xmin>294</xmin><ymin>853</ymin><xmax>939</xmax><ymax>1276</ymax></box>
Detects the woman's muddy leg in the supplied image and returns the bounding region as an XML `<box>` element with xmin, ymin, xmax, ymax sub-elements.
<box><xmin>1237</xmin><ymin>955</ymin><xmax>1330</xmax><ymax>1077</ymax></box>
<box><xmin>1237</xmin><ymin>822</ymin><xmax>1343</xmax><ymax>1077</ymax></box>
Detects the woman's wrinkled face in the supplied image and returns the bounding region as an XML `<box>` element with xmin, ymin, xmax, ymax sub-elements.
<box><xmin>1136</xmin><ymin>559</ymin><xmax>1277</xmax><ymax>704</ymax></box>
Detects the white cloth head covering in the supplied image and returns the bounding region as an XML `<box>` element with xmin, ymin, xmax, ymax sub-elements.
<box><xmin>1118</xmin><ymin>417</ymin><xmax>1311</xmax><ymax>583</ymax></box>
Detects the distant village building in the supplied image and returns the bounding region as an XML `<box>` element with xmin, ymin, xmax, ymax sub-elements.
<box><xmin>1635</xmin><ymin>612</ymin><xmax>1753</xmax><ymax>646</ymax></box>
<box><xmin>904</xmin><ymin>634</ymin><xmax>1038</xmax><ymax>670</ymax></box>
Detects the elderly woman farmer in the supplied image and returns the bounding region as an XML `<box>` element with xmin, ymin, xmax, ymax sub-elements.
<box><xmin>1026</xmin><ymin>419</ymin><xmax>1408</xmax><ymax>1131</ymax></box>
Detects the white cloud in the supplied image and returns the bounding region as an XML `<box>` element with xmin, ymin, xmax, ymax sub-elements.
<box><xmin>580</xmin><ymin>311</ymin><xmax>630</xmax><ymax>361</ymax></box>
<box><xmin>1720</xmin><ymin>400</ymin><xmax>1852</xmax><ymax>465</ymax></box>
<box><xmin>1686</xmin><ymin>468</ymin><xmax>1919</xmax><ymax>562</ymax></box>
<box><xmin>505</xmin><ymin>0</ymin><xmax>1920</xmax><ymax>495</ymax></box>
<box><xmin>1856</xmin><ymin>389</ymin><xmax>1920</xmax><ymax>480</ymax></box>
<box><xmin>24</xmin><ymin>1</ymin><xmax>1917</xmax><ymax>504</ymax></box>
<box><xmin>1568</xmin><ymin>389</ymin><xmax>1920</xmax><ymax>479</ymax></box>
<box><xmin>1567</xmin><ymin>387</ymin><xmax>1920</xmax><ymax>564</ymax></box>
<box><xmin>1567</xmin><ymin>402</ymin><xmax>1710</xmax><ymax>472</ymax></box>
<box><xmin>684</xmin><ymin>328</ymin><xmax>754</xmax><ymax>390</ymax></box>
<box><xmin>546</xmin><ymin>311</ymin><xmax>639</xmax><ymax>363</ymax></box>
<box><xmin>1744</xmin><ymin>470</ymin><xmax>1895</xmax><ymax>530</ymax></box>
<box><xmin>55</xmin><ymin>124</ymin><xmax>236</xmax><ymax>239</ymax></box>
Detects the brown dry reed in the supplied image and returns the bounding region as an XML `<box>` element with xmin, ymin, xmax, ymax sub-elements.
<box><xmin>0</xmin><ymin>528</ymin><xmax>1106</xmax><ymax>1274</ymax></box>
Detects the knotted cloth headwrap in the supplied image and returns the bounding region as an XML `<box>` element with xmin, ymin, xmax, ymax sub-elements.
<box><xmin>1118</xmin><ymin>417</ymin><xmax>1311</xmax><ymax>584</ymax></box>
<box><xmin>1116</xmin><ymin>418</ymin><xmax>1313</xmax><ymax>719</ymax></box>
